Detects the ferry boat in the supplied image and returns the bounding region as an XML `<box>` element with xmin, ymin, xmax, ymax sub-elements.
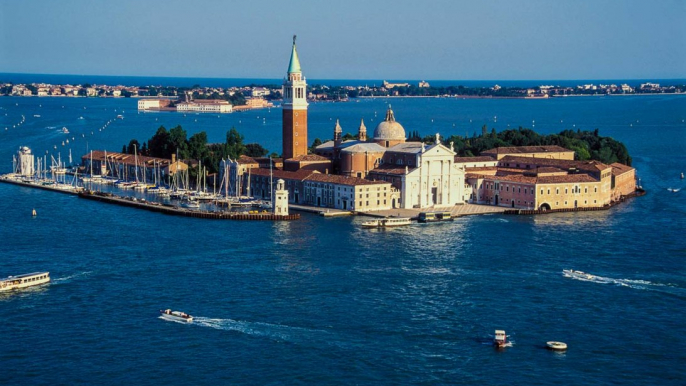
<box><xmin>160</xmin><ymin>309</ymin><xmax>193</xmax><ymax>323</ymax></box>
<box><xmin>0</xmin><ymin>272</ymin><xmax>50</xmax><ymax>291</ymax></box>
<box><xmin>361</xmin><ymin>217</ymin><xmax>411</xmax><ymax>228</ymax></box>
<box><xmin>418</xmin><ymin>211</ymin><xmax>455</xmax><ymax>223</ymax></box>
<box><xmin>494</xmin><ymin>330</ymin><xmax>507</xmax><ymax>348</ymax></box>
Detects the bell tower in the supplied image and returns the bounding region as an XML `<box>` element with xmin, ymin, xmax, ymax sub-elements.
<box><xmin>282</xmin><ymin>35</ymin><xmax>308</xmax><ymax>160</ymax></box>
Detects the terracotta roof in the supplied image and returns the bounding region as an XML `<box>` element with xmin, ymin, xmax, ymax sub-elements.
<box><xmin>482</xmin><ymin>145</ymin><xmax>572</xmax><ymax>155</ymax></box>
<box><xmin>454</xmin><ymin>156</ymin><xmax>496</xmax><ymax>163</ymax></box>
<box><xmin>248</xmin><ymin>168</ymin><xmax>315</xmax><ymax>180</ymax></box>
<box><xmin>81</xmin><ymin>150</ymin><xmax>176</xmax><ymax>167</ymax></box>
<box><xmin>284</xmin><ymin>154</ymin><xmax>331</xmax><ymax>162</ymax></box>
<box><xmin>537</xmin><ymin>174</ymin><xmax>598</xmax><ymax>184</ymax></box>
<box><xmin>305</xmin><ymin>173</ymin><xmax>388</xmax><ymax>186</ymax></box>
<box><xmin>499</xmin><ymin>156</ymin><xmax>611</xmax><ymax>173</ymax></box>
<box><xmin>369</xmin><ymin>164</ymin><xmax>417</xmax><ymax>176</ymax></box>
<box><xmin>610</xmin><ymin>162</ymin><xmax>634</xmax><ymax>176</ymax></box>
<box><xmin>236</xmin><ymin>155</ymin><xmax>258</xmax><ymax>164</ymax></box>
<box><xmin>465</xmin><ymin>166</ymin><xmax>498</xmax><ymax>173</ymax></box>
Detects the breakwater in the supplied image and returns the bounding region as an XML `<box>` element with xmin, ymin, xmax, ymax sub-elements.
<box><xmin>78</xmin><ymin>191</ymin><xmax>300</xmax><ymax>220</ymax></box>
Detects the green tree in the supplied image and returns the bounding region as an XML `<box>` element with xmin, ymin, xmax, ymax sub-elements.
<box><xmin>148</xmin><ymin>126</ymin><xmax>171</xmax><ymax>158</ymax></box>
<box><xmin>169</xmin><ymin>125</ymin><xmax>189</xmax><ymax>158</ymax></box>
<box><xmin>127</xmin><ymin>139</ymin><xmax>140</xmax><ymax>155</ymax></box>
<box><xmin>245</xmin><ymin>143</ymin><xmax>269</xmax><ymax>157</ymax></box>
<box><xmin>225</xmin><ymin>127</ymin><xmax>246</xmax><ymax>159</ymax></box>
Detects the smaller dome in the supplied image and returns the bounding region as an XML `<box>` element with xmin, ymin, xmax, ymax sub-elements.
<box><xmin>373</xmin><ymin>106</ymin><xmax>405</xmax><ymax>141</ymax></box>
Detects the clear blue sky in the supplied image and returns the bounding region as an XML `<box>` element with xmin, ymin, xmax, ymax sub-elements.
<box><xmin>1</xmin><ymin>0</ymin><xmax>684</xmax><ymax>80</ymax></box>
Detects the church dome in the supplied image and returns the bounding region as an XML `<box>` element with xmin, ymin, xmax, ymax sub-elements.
<box><xmin>373</xmin><ymin>106</ymin><xmax>406</xmax><ymax>141</ymax></box>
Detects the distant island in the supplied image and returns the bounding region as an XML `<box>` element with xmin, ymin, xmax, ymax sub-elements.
<box><xmin>1</xmin><ymin>79</ymin><xmax>684</xmax><ymax>105</ymax></box>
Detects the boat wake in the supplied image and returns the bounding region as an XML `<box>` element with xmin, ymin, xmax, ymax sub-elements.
<box><xmin>191</xmin><ymin>317</ymin><xmax>340</xmax><ymax>346</ymax></box>
<box><xmin>563</xmin><ymin>270</ymin><xmax>681</xmax><ymax>293</ymax></box>
<box><xmin>52</xmin><ymin>271</ymin><xmax>92</xmax><ymax>284</ymax></box>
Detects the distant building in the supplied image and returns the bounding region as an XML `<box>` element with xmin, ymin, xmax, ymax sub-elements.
<box><xmin>137</xmin><ymin>99</ymin><xmax>172</xmax><ymax>110</ymax></box>
<box><xmin>176</xmin><ymin>99</ymin><xmax>232</xmax><ymax>113</ymax></box>
<box><xmin>15</xmin><ymin>146</ymin><xmax>35</xmax><ymax>176</ymax></box>
<box><xmin>418</xmin><ymin>81</ymin><xmax>430</xmax><ymax>88</ymax></box>
<box><xmin>382</xmin><ymin>80</ymin><xmax>410</xmax><ymax>89</ymax></box>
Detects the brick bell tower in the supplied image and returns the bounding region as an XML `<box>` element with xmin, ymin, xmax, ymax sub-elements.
<box><xmin>282</xmin><ymin>35</ymin><xmax>308</xmax><ymax>159</ymax></box>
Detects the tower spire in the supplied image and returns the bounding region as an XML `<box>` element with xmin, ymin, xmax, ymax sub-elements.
<box><xmin>288</xmin><ymin>35</ymin><xmax>302</xmax><ymax>74</ymax></box>
<box><xmin>358</xmin><ymin>118</ymin><xmax>367</xmax><ymax>142</ymax></box>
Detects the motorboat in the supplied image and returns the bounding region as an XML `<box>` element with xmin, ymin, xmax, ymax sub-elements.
<box><xmin>418</xmin><ymin>211</ymin><xmax>455</xmax><ymax>223</ymax></box>
<box><xmin>361</xmin><ymin>217</ymin><xmax>411</xmax><ymax>228</ymax></box>
<box><xmin>159</xmin><ymin>309</ymin><xmax>193</xmax><ymax>323</ymax></box>
<box><xmin>61</xmin><ymin>127</ymin><xmax>69</xmax><ymax>134</ymax></box>
<box><xmin>1</xmin><ymin>272</ymin><xmax>50</xmax><ymax>291</ymax></box>
<box><xmin>494</xmin><ymin>330</ymin><xmax>507</xmax><ymax>348</ymax></box>
<box><xmin>546</xmin><ymin>341</ymin><xmax>568</xmax><ymax>351</ymax></box>
<box><xmin>563</xmin><ymin>269</ymin><xmax>596</xmax><ymax>280</ymax></box>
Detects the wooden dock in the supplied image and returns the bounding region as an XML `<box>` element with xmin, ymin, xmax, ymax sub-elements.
<box><xmin>78</xmin><ymin>191</ymin><xmax>300</xmax><ymax>221</ymax></box>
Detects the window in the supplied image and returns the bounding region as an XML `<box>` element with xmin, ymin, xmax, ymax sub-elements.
<box><xmin>541</xmin><ymin>189</ymin><xmax>544</xmax><ymax>195</ymax></box>
<box><xmin>556</xmin><ymin>188</ymin><xmax>559</xmax><ymax>194</ymax></box>
<box><xmin>547</xmin><ymin>189</ymin><xmax>550</xmax><ymax>194</ymax></box>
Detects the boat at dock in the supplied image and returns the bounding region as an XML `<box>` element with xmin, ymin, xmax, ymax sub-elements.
<box><xmin>418</xmin><ymin>211</ymin><xmax>455</xmax><ymax>223</ymax></box>
<box><xmin>361</xmin><ymin>217</ymin><xmax>411</xmax><ymax>228</ymax></box>
<box><xmin>1</xmin><ymin>272</ymin><xmax>50</xmax><ymax>291</ymax></box>
<box><xmin>159</xmin><ymin>309</ymin><xmax>193</xmax><ymax>323</ymax></box>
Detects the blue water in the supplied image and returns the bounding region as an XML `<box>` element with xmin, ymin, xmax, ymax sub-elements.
<box><xmin>1</xmin><ymin>72</ymin><xmax>685</xmax><ymax>88</ymax></box>
<box><xmin>1</xmin><ymin>95</ymin><xmax>685</xmax><ymax>385</ymax></box>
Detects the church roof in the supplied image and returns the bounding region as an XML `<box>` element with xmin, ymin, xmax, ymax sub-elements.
<box><xmin>373</xmin><ymin>106</ymin><xmax>406</xmax><ymax>141</ymax></box>
<box><xmin>340</xmin><ymin>142</ymin><xmax>386</xmax><ymax>153</ymax></box>
<box><xmin>386</xmin><ymin>142</ymin><xmax>424</xmax><ymax>154</ymax></box>
<box><xmin>287</xmin><ymin>36</ymin><xmax>302</xmax><ymax>73</ymax></box>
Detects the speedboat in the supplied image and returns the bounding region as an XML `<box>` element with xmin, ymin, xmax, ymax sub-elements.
<box><xmin>563</xmin><ymin>269</ymin><xmax>596</xmax><ymax>280</ymax></box>
<box><xmin>546</xmin><ymin>341</ymin><xmax>568</xmax><ymax>351</ymax></box>
<box><xmin>494</xmin><ymin>330</ymin><xmax>508</xmax><ymax>348</ymax></box>
<box><xmin>160</xmin><ymin>309</ymin><xmax>193</xmax><ymax>323</ymax></box>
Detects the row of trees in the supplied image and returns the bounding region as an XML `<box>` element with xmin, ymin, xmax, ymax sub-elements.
<box><xmin>121</xmin><ymin>126</ymin><xmax>270</xmax><ymax>174</ymax></box>
<box><xmin>309</xmin><ymin>126</ymin><xmax>632</xmax><ymax>166</ymax></box>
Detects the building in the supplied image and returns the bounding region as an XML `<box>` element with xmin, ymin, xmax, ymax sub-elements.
<box><xmin>176</xmin><ymin>99</ymin><xmax>232</xmax><ymax>113</ymax></box>
<box><xmin>480</xmin><ymin>145</ymin><xmax>575</xmax><ymax>160</ymax></box>
<box><xmin>282</xmin><ymin>35</ymin><xmax>308</xmax><ymax>160</ymax></box>
<box><xmin>241</xmin><ymin>168</ymin><xmax>393</xmax><ymax>212</ymax></box>
<box><xmin>465</xmin><ymin>155</ymin><xmax>635</xmax><ymax>210</ymax></box>
<box><xmin>137</xmin><ymin>99</ymin><xmax>172</xmax><ymax>110</ymax></box>
<box><xmin>316</xmin><ymin>106</ymin><xmax>468</xmax><ymax>209</ymax></box>
<box><xmin>81</xmin><ymin>151</ymin><xmax>187</xmax><ymax>182</ymax></box>
<box><xmin>382</xmin><ymin>80</ymin><xmax>410</xmax><ymax>89</ymax></box>
<box><xmin>15</xmin><ymin>146</ymin><xmax>35</xmax><ymax>176</ymax></box>
<box><xmin>418</xmin><ymin>81</ymin><xmax>430</xmax><ymax>88</ymax></box>
<box><xmin>273</xmin><ymin>179</ymin><xmax>289</xmax><ymax>215</ymax></box>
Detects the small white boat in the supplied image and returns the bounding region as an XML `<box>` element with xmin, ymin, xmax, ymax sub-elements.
<box><xmin>160</xmin><ymin>309</ymin><xmax>193</xmax><ymax>323</ymax></box>
<box><xmin>361</xmin><ymin>217</ymin><xmax>411</xmax><ymax>228</ymax></box>
<box><xmin>546</xmin><ymin>341</ymin><xmax>568</xmax><ymax>351</ymax></box>
<box><xmin>563</xmin><ymin>269</ymin><xmax>596</xmax><ymax>280</ymax></box>
<box><xmin>1</xmin><ymin>272</ymin><xmax>50</xmax><ymax>291</ymax></box>
<box><xmin>61</xmin><ymin>127</ymin><xmax>69</xmax><ymax>134</ymax></box>
<box><xmin>494</xmin><ymin>330</ymin><xmax>508</xmax><ymax>348</ymax></box>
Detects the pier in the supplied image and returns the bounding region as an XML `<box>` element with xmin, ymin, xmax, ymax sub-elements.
<box><xmin>0</xmin><ymin>175</ymin><xmax>82</xmax><ymax>195</ymax></box>
<box><xmin>77</xmin><ymin>191</ymin><xmax>300</xmax><ymax>220</ymax></box>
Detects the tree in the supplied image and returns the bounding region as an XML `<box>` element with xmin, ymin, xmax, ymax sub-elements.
<box><xmin>148</xmin><ymin>126</ymin><xmax>171</xmax><ymax>158</ymax></box>
<box><xmin>127</xmin><ymin>139</ymin><xmax>140</xmax><ymax>155</ymax></box>
<box><xmin>245</xmin><ymin>143</ymin><xmax>269</xmax><ymax>157</ymax></box>
<box><xmin>169</xmin><ymin>125</ymin><xmax>188</xmax><ymax>158</ymax></box>
<box><xmin>188</xmin><ymin>131</ymin><xmax>209</xmax><ymax>161</ymax></box>
<box><xmin>225</xmin><ymin>127</ymin><xmax>246</xmax><ymax>159</ymax></box>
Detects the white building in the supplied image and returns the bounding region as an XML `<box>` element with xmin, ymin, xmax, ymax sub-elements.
<box><xmin>273</xmin><ymin>179</ymin><xmax>289</xmax><ymax>216</ymax></box>
<box><xmin>137</xmin><ymin>99</ymin><xmax>172</xmax><ymax>110</ymax></box>
<box><xmin>176</xmin><ymin>100</ymin><xmax>232</xmax><ymax>113</ymax></box>
<box><xmin>15</xmin><ymin>146</ymin><xmax>35</xmax><ymax>176</ymax></box>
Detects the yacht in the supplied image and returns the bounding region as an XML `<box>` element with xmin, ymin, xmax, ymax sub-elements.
<box><xmin>418</xmin><ymin>211</ymin><xmax>454</xmax><ymax>223</ymax></box>
<box><xmin>159</xmin><ymin>309</ymin><xmax>193</xmax><ymax>323</ymax></box>
<box><xmin>546</xmin><ymin>341</ymin><xmax>568</xmax><ymax>351</ymax></box>
<box><xmin>1</xmin><ymin>272</ymin><xmax>50</xmax><ymax>291</ymax></box>
<box><xmin>361</xmin><ymin>217</ymin><xmax>411</xmax><ymax>228</ymax></box>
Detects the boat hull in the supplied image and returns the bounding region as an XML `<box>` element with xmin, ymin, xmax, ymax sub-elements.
<box><xmin>0</xmin><ymin>272</ymin><xmax>50</xmax><ymax>292</ymax></box>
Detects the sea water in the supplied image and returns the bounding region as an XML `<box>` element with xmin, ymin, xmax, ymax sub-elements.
<box><xmin>0</xmin><ymin>94</ymin><xmax>685</xmax><ymax>385</ymax></box>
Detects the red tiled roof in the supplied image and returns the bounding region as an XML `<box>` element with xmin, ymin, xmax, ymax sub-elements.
<box><xmin>482</xmin><ymin>145</ymin><xmax>572</xmax><ymax>155</ymax></box>
<box><xmin>285</xmin><ymin>154</ymin><xmax>331</xmax><ymax>162</ymax></box>
<box><xmin>248</xmin><ymin>168</ymin><xmax>315</xmax><ymax>180</ymax></box>
<box><xmin>454</xmin><ymin>156</ymin><xmax>496</xmax><ymax>163</ymax></box>
<box><xmin>81</xmin><ymin>150</ymin><xmax>175</xmax><ymax>167</ymax></box>
<box><xmin>305</xmin><ymin>173</ymin><xmax>388</xmax><ymax>186</ymax></box>
<box><xmin>610</xmin><ymin>162</ymin><xmax>634</xmax><ymax>176</ymax></box>
<box><xmin>369</xmin><ymin>164</ymin><xmax>417</xmax><ymax>176</ymax></box>
<box><xmin>499</xmin><ymin>156</ymin><xmax>611</xmax><ymax>173</ymax></box>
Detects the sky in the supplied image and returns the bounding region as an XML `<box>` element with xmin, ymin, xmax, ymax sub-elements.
<box><xmin>0</xmin><ymin>0</ymin><xmax>684</xmax><ymax>80</ymax></box>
